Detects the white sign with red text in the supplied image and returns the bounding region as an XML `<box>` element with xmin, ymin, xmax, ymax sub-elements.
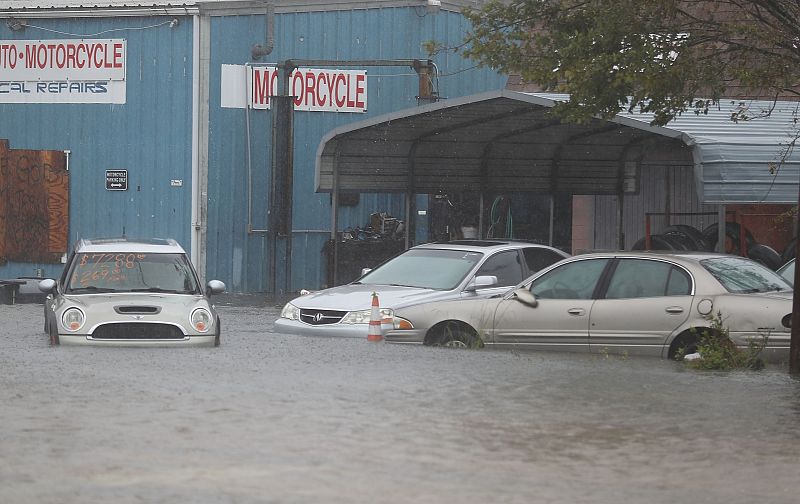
<box><xmin>0</xmin><ymin>38</ymin><xmax>126</xmax><ymax>104</ymax></box>
<box><xmin>221</xmin><ymin>64</ymin><xmax>367</xmax><ymax>112</ymax></box>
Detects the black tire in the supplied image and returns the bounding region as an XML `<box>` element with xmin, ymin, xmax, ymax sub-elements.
<box><xmin>631</xmin><ymin>234</ymin><xmax>675</xmax><ymax>251</ymax></box>
<box><xmin>668</xmin><ymin>331</ymin><xmax>700</xmax><ymax>360</ymax></box>
<box><xmin>702</xmin><ymin>222</ymin><xmax>755</xmax><ymax>252</ymax></box>
<box><xmin>663</xmin><ymin>225</ymin><xmax>711</xmax><ymax>251</ymax></box>
<box><xmin>428</xmin><ymin>321</ymin><xmax>482</xmax><ymax>349</ymax></box>
<box><xmin>747</xmin><ymin>243</ymin><xmax>783</xmax><ymax>270</ymax></box>
<box><xmin>214</xmin><ymin>318</ymin><xmax>221</xmax><ymax>347</ymax></box>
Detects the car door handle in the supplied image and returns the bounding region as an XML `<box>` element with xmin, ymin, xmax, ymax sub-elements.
<box><xmin>567</xmin><ymin>308</ymin><xmax>585</xmax><ymax>316</ymax></box>
<box><xmin>665</xmin><ymin>306</ymin><xmax>684</xmax><ymax>314</ymax></box>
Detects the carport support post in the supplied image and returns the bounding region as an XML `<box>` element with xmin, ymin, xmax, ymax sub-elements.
<box><xmin>790</xmin><ymin>195</ymin><xmax>800</xmax><ymax>373</ymax></box>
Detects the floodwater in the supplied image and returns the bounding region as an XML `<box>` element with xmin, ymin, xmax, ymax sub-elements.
<box><xmin>2</xmin><ymin>297</ymin><xmax>799</xmax><ymax>504</ymax></box>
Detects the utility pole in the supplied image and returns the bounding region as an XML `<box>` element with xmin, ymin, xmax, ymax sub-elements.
<box><xmin>791</xmin><ymin>185</ymin><xmax>800</xmax><ymax>373</ymax></box>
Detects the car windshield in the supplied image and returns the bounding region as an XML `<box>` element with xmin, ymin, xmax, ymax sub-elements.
<box><xmin>357</xmin><ymin>248</ymin><xmax>484</xmax><ymax>290</ymax></box>
<box><xmin>700</xmin><ymin>256</ymin><xmax>791</xmax><ymax>293</ymax></box>
<box><xmin>66</xmin><ymin>252</ymin><xmax>200</xmax><ymax>294</ymax></box>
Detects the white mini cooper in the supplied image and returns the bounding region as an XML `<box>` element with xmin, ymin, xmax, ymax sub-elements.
<box><xmin>39</xmin><ymin>238</ymin><xmax>226</xmax><ymax>347</ymax></box>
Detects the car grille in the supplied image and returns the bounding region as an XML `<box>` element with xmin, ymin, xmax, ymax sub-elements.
<box><xmin>300</xmin><ymin>309</ymin><xmax>346</xmax><ymax>325</ymax></box>
<box><xmin>91</xmin><ymin>323</ymin><xmax>185</xmax><ymax>340</ymax></box>
<box><xmin>115</xmin><ymin>305</ymin><xmax>161</xmax><ymax>315</ymax></box>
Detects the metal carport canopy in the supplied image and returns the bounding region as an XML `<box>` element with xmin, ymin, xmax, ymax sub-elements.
<box><xmin>316</xmin><ymin>89</ymin><xmax>800</xmax><ymax>204</ymax></box>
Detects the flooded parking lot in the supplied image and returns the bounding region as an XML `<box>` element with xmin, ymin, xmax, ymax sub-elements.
<box><xmin>2</xmin><ymin>297</ymin><xmax>799</xmax><ymax>503</ymax></box>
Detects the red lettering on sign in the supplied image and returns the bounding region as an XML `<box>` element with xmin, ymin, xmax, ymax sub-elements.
<box><xmin>113</xmin><ymin>43</ymin><xmax>123</xmax><ymax>68</ymax></box>
<box><xmin>335</xmin><ymin>74</ymin><xmax>346</xmax><ymax>108</ymax></box>
<box><xmin>253</xmin><ymin>68</ymin><xmax>274</xmax><ymax>106</ymax></box>
<box><xmin>355</xmin><ymin>73</ymin><xmax>366</xmax><ymax>109</ymax></box>
<box><xmin>292</xmin><ymin>72</ymin><xmax>304</xmax><ymax>106</ymax></box>
<box><xmin>316</xmin><ymin>72</ymin><xmax>328</xmax><ymax>106</ymax></box>
<box><xmin>55</xmin><ymin>44</ymin><xmax>66</xmax><ymax>68</ymax></box>
<box><xmin>305</xmin><ymin>71</ymin><xmax>316</xmax><ymax>107</ymax></box>
<box><xmin>66</xmin><ymin>44</ymin><xmax>76</xmax><ymax>69</ymax></box>
<box><xmin>345</xmin><ymin>73</ymin><xmax>355</xmax><ymax>108</ymax></box>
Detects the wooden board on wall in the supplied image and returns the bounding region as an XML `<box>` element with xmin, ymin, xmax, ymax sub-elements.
<box><xmin>0</xmin><ymin>139</ymin><xmax>69</xmax><ymax>264</ymax></box>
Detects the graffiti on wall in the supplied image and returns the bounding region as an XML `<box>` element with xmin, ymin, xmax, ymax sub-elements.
<box><xmin>0</xmin><ymin>139</ymin><xmax>69</xmax><ymax>265</ymax></box>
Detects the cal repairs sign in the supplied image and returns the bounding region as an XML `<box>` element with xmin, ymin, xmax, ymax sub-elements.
<box><xmin>0</xmin><ymin>39</ymin><xmax>126</xmax><ymax>104</ymax></box>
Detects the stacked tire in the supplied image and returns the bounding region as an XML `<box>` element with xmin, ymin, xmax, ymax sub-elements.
<box><xmin>631</xmin><ymin>222</ymin><xmax>785</xmax><ymax>271</ymax></box>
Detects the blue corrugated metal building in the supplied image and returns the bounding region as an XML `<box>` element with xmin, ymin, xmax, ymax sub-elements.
<box><xmin>0</xmin><ymin>0</ymin><xmax>507</xmax><ymax>292</ymax></box>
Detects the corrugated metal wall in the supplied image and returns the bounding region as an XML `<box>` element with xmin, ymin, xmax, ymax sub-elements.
<box><xmin>205</xmin><ymin>7</ymin><xmax>507</xmax><ymax>293</ymax></box>
<box><xmin>0</xmin><ymin>15</ymin><xmax>194</xmax><ymax>280</ymax></box>
<box><xmin>593</xmin><ymin>163</ymin><xmax>719</xmax><ymax>250</ymax></box>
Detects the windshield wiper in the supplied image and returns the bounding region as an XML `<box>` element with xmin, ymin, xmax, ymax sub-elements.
<box><xmin>68</xmin><ymin>286</ymin><xmax>118</xmax><ymax>293</ymax></box>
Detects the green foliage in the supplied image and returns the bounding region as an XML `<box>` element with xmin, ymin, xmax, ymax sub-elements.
<box><xmin>679</xmin><ymin>311</ymin><xmax>767</xmax><ymax>371</ymax></box>
<box><xmin>461</xmin><ymin>1</ymin><xmax>800</xmax><ymax>125</ymax></box>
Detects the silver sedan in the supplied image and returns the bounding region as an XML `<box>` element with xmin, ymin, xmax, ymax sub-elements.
<box><xmin>385</xmin><ymin>252</ymin><xmax>794</xmax><ymax>361</ymax></box>
<box><xmin>276</xmin><ymin>240</ymin><xmax>569</xmax><ymax>338</ymax></box>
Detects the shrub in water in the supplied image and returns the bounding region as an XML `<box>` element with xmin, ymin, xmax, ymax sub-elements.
<box><xmin>680</xmin><ymin>311</ymin><xmax>767</xmax><ymax>371</ymax></box>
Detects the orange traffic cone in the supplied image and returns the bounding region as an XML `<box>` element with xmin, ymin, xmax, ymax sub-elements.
<box><xmin>367</xmin><ymin>291</ymin><xmax>384</xmax><ymax>342</ymax></box>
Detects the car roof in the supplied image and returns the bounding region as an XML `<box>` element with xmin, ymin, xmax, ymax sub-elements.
<box><xmin>411</xmin><ymin>239</ymin><xmax>567</xmax><ymax>253</ymax></box>
<box><xmin>567</xmin><ymin>250</ymin><xmax>742</xmax><ymax>266</ymax></box>
<box><xmin>73</xmin><ymin>237</ymin><xmax>187</xmax><ymax>254</ymax></box>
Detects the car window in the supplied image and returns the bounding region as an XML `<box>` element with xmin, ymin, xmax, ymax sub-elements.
<box><xmin>778</xmin><ymin>260</ymin><xmax>794</xmax><ymax>286</ymax></box>
<box><xmin>475</xmin><ymin>250</ymin><xmax>524</xmax><ymax>287</ymax></box>
<box><xmin>358</xmin><ymin>249</ymin><xmax>483</xmax><ymax>290</ymax></box>
<box><xmin>605</xmin><ymin>259</ymin><xmax>691</xmax><ymax>299</ymax></box>
<box><xmin>66</xmin><ymin>252</ymin><xmax>200</xmax><ymax>293</ymax></box>
<box><xmin>530</xmin><ymin>258</ymin><xmax>609</xmax><ymax>299</ymax></box>
<box><xmin>522</xmin><ymin>247</ymin><xmax>567</xmax><ymax>274</ymax></box>
<box><xmin>700</xmin><ymin>256</ymin><xmax>791</xmax><ymax>293</ymax></box>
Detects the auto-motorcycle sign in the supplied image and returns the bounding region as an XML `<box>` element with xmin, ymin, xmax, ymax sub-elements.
<box><xmin>0</xmin><ymin>39</ymin><xmax>126</xmax><ymax>104</ymax></box>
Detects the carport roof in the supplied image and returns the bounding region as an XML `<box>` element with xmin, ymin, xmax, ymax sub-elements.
<box><xmin>316</xmin><ymin>89</ymin><xmax>800</xmax><ymax>204</ymax></box>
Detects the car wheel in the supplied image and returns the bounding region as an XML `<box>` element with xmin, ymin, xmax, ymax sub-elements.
<box><xmin>429</xmin><ymin>321</ymin><xmax>482</xmax><ymax>349</ymax></box>
<box><xmin>214</xmin><ymin>318</ymin><xmax>221</xmax><ymax>347</ymax></box>
<box><xmin>668</xmin><ymin>331</ymin><xmax>702</xmax><ymax>360</ymax></box>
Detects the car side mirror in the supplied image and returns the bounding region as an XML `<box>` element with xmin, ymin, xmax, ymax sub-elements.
<box><xmin>38</xmin><ymin>278</ymin><xmax>57</xmax><ymax>294</ymax></box>
<box><xmin>206</xmin><ymin>280</ymin><xmax>226</xmax><ymax>296</ymax></box>
<box><xmin>513</xmin><ymin>287</ymin><xmax>538</xmax><ymax>307</ymax></box>
<box><xmin>465</xmin><ymin>275</ymin><xmax>498</xmax><ymax>292</ymax></box>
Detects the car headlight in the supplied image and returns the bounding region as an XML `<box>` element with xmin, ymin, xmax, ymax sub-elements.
<box><xmin>190</xmin><ymin>308</ymin><xmax>212</xmax><ymax>333</ymax></box>
<box><xmin>62</xmin><ymin>308</ymin><xmax>85</xmax><ymax>332</ymax></box>
<box><xmin>280</xmin><ymin>303</ymin><xmax>300</xmax><ymax>321</ymax></box>
<box><xmin>341</xmin><ymin>308</ymin><xmax>393</xmax><ymax>325</ymax></box>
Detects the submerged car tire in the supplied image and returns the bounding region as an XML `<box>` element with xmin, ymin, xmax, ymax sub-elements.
<box><xmin>428</xmin><ymin>321</ymin><xmax>482</xmax><ymax>349</ymax></box>
<box><xmin>667</xmin><ymin>329</ymin><xmax>708</xmax><ymax>360</ymax></box>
